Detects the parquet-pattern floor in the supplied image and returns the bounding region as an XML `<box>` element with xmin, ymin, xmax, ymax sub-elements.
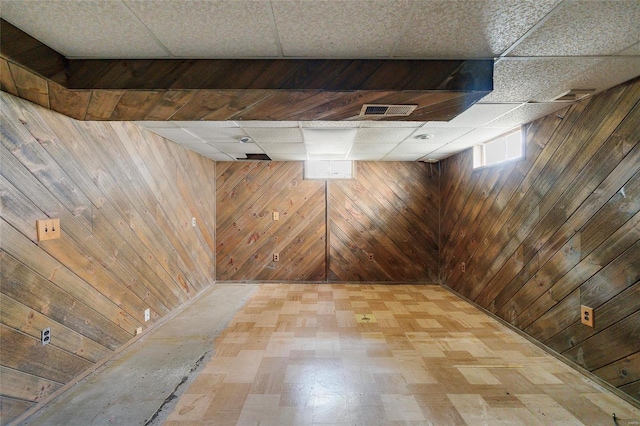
<box><xmin>163</xmin><ymin>284</ymin><xmax>640</xmax><ymax>425</ymax></box>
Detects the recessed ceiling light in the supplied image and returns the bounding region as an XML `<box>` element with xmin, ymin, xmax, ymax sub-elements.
<box><xmin>414</xmin><ymin>134</ymin><xmax>433</xmax><ymax>140</ymax></box>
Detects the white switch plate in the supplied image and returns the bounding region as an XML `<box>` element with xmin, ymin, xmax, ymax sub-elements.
<box><xmin>144</xmin><ymin>308</ymin><xmax>150</xmax><ymax>322</ymax></box>
<box><xmin>192</xmin><ymin>217</ymin><xmax>196</xmax><ymax>227</ymax></box>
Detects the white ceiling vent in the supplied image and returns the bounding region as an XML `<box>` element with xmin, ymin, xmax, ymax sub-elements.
<box><xmin>551</xmin><ymin>89</ymin><xmax>595</xmax><ymax>102</ymax></box>
<box><xmin>360</xmin><ymin>104</ymin><xmax>417</xmax><ymax>117</ymax></box>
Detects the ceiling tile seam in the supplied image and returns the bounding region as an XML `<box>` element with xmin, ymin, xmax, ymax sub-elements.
<box><xmin>120</xmin><ymin>0</ymin><xmax>173</xmax><ymax>58</ymax></box>
<box><xmin>498</xmin><ymin>0</ymin><xmax>569</xmax><ymax>59</ymax></box>
<box><xmin>267</xmin><ymin>1</ymin><xmax>285</xmax><ymax>58</ymax></box>
<box><xmin>388</xmin><ymin>0</ymin><xmax>420</xmax><ymax>58</ymax></box>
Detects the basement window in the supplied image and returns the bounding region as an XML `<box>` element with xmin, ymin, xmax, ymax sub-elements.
<box><xmin>304</xmin><ymin>161</ymin><xmax>354</xmax><ymax>180</ymax></box>
<box><xmin>473</xmin><ymin>128</ymin><xmax>523</xmax><ymax>169</ymax></box>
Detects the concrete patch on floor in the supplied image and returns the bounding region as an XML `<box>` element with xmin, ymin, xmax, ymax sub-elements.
<box><xmin>19</xmin><ymin>284</ymin><xmax>258</xmax><ymax>426</ymax></box>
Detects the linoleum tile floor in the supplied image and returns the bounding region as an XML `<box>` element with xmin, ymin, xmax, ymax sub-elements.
<box><xmin>162</xmin><ymin>284</ymin><xmax>640</xmax><ymax>425</ymax></box>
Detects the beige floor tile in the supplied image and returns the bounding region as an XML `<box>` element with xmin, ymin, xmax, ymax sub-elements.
<box><xmin>381</xmin><ymin>394</ymin><xmax>426</xmax><ymax>421</ymax></box>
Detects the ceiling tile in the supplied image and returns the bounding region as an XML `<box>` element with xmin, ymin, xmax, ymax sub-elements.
<box><xmin>244</xmin><ymin>128</ymin><xmax>304</xmax><ymax>143</ymax></box>
<box><xmin>347</xmin><ymin>153</ymin><xmax>386</xmax><ymax>161</ymax></box>
<box><xmin>308</xmin><ymin>154</ymin><xmax>348</xmax><ymax>160</ymax></box>
<box><xmin>444</xmin><ymin>104</ymin><xmax>522</xmax><ymax>127</ymax></box>
<box><xmin>147</xmin><ymin>128</ymin><xmax>205</xmax><ymax>144</ymax></box>
<box><xmin>396</xmin><ymin>0</ymin><xmax>561</xmax><ymax>57</ymax></box>
<box><xmin>269</xmin><ymin>153</ymin><xmax>308</xmax><ymax>161</ymax></box>
<box><xmin>240</xmin><ymin>121</ymin><xmax>300</xmax><ymax>128</ymax></box>
<box><xmin>210</xmin><ymin>142</ymin><xmax>264</xmax><ymax>155</ymax></box>
<box><xmin>258</xmin><ymin>143</ymin><xmax>306</xmax><ymax>154</ymax></box>
<box><xmin>509</xmin><ymin>0</ymin><xmax>640</xmax><ymax>56</ymax></box>
<box><xmin>440</xmin><ymin>127</ymin><xmax>510</xmax><ymax>148</ymax></box>
<box><xmin>381</xmin><ymin>153</ymin><xmax>424</xmax><ymax>161</ymax></box>
<box><xmin>303</xmin><ymin>129</ymin><xmax>357</xmax><ymax>155</ymax></box>
<box><xmin>483</xmin><ymin>102</ymin><xmax>570</xmax><ymax>129</ymax></box>
<box><xmin>411</xmin><ymin>126</ymin><xmax>474</xmax><ymax>144</ymax></box>
<box><xmin>391</xmin><ymin>143</ymin><xmax>445</xmax><ymax>154</ymax></box>
<box><xmin>532</xmin><ymin>57</ymin><xmax>640</xmax><ymax>103</ymax></box>
<box><xmin>202</xmin><ymin>153</ymin><xmax>236</xmax><ymax>161</ymax></box>
<box><xmin>480</xmin><ymin>57</ymin><xmax>602</xmax><ymax>103</ymax></box>
<box><xmin>301</xmin><ymin>121</ymin><xmax>361</xmax><ymax>128</ymax></box>
<box><xmin>360</xmin><ymin>121</ymin><xmax>424</xmax><ymax>128</ymax></box>
<box><xmin>135</xmin><ymin>121</ymin><xmax>178</xmax><ymax>129</ymax></box>
<box><xmin>619</xmin><ymin>42</ymin><xmax>640</xmax><ymax>55</ymax></box>
<box><xmin>354</xmin><ymin>128</ymin><xmax>416</xmax><ymax>144</ymax></box>
<box><xmin>184</xmin><ymin>127</ymin><xmax>250</xmax><ymax>143</ymax></box>
<box><xmin>2</xmin><ymin>0</ymin><xmax>168</xmax><ymax>58</ymax></box>
<box><xmin>123</xmin><ymin>0</ymin><xmax>279</xmax><ymax>57</ymax></box>
<box><xmin>173</xmin><ymin>121</ymin><xmax>239</xmax><ymax>128</ymax></box>
<box><xmin>272</xmin><ymin>0</ymin><xmax>411</xmax><ymax>57</ymax></box>
<box><xmin>187</xmin><ymin>144</ymin><xmax>222</xmax><ymax>155</ymax></box>
<box><xmin>350</xmin><ymin>144</ymin><xmax>398</xmax><ymax>154</ymax></box>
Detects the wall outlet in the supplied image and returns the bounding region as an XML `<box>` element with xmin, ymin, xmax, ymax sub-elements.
<box><xmin>41</xmin><ymin>327</ymin><xmax>51</xmax><ymax>345</ymax></box>
<box><xmin>367</xmin><ymin>253</ymin><xmax>374</xmax><ymax>262</ymax></box>
<box><xmin>136</xmin><ymin>327</ymin><xmax>143</xmax><ymax>335</ymax></box>
<box><xmin>581</xmin><ymin>305</ymin><xmax>594</xmax><ymax>327</ymax></box>
<box><xmin>273</xmin><ymin>211</ymin><xmax>279</xmax><ymax>221</ymax></box>
<box><xmin>36</xmin><ymin>219</ymin><xmax>61</xmax><ymax>241</ymax></box>
<box><xmin>144</xmin><ymin>308</ymin><xmax>150</xmax><ymax>322</ymax></box>
<box><xmin>461</xmin><ymin>262</ymin><xmax>466</xmax><ymax>273</ymax></box>
<box><xmin>273</xmin><ymin>253</ymin><xmax>279</xmax><ymax>262</ymax></box>
<box><xmin>192</xmin><ymin>217</ymin><xmax>197</xmax><ymax>227</ymax></box>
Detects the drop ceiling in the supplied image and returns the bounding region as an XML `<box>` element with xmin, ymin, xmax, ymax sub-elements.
<box><xmin>2</xmin><ymin>0</ymin><xmax>639</xmax><ymax>162</ymax></box>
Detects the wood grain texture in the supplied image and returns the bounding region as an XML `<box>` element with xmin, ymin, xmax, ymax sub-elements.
<box><xmin>1</xmin><ymin>24</ymin><xmax>492</xmax><ymax>122</ymax></box>
<box><xmin>440</xmin><ymin>76</ymin><xmax>640</xmax><ymax>404</ymax></box>
<box><xmin>0</xmin><ymin>92</ymin><xmax>216</xmax><ymax>423</ymax></box>
<box><xmin>329</xmin><ymin>162</ymin><xmax>440</xmax><ymax>282</ymax></box>
<box><xmin>216</xmin><ymin>162</ymin><xmax>326</xmax><ymax>282</ymax></box>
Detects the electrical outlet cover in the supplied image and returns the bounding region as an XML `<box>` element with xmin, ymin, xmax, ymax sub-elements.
<box><xmin>41</xmin><ymin>327</ymin><xmax>51</xmax><ymax>345</ymax></box>
<box><xmin>144</xmin><ymin>308</ymin><xmax>150</xmax><ymax>322</ymax></box>
<box><xmin>192</xmin><ymin>217</ymin><xmax>197</xmax><ymax>227</ymax></box>
<box><xmin>581</xmin><ymin>305</ymin><xmax>594</xmax><ymax>327</ymax></box>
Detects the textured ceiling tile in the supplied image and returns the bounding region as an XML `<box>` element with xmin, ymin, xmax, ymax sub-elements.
<box><xmin>240</xmin><ymin>121</ymin><xmax>300</xmax><ymax>128</ymax></box>
<box><xmin>483</xmin><ymin>103</ymin><xmax>570</xmax><ymax>128</ymax></box>
<box><xmin>135</xmin><ymin>121</ymin><xmax>178</xmax><ymax>128</ymax></box>
<box><xmin>1</xmin><ymin>0</ymin><xmax>168</xmax><ymax>58</ymax></box>
<box><xmin>411</xmin><ymin>126</ymin><xmax>474</xmax><ymax>144</ymax></box>
<box><xmin>347</xmin><ymin>153</ymin><xmax>386</xmax><ymax>161</ymax></box>
<box><xmin>123</xmin><ymin>0</ymin><xmax>279</xmax><ymax>57</ymax></box>
<box><xmin>354</xmin><ymin>127</ymin><xmax>416</xmax><ymax>144</ymax></box>
<box><xmin>446</xmin><ymin>104</ymin><xmax>522</xmax><ymax>127</ymax></box>
<box><xmin>480</xmin><ymin>57</ymin><xmax>602</xmax><ymax>103</ymax></box>
<box><xmin>184</xmin><ymin>127</ymin><xmax>250</xmax><ymax>143</ymax></box>
<box><xmin>301</xmin><ymin>121</ymin><xmax>361</xmax><ymax>128</ymax></box>
<box><xmin>509</xmin><ymin>0</ymin><xmax>640</xmax><ymax>56</ymax></box>
<box><xmin>209</xmin><ymin>142</ymin><xmax>264</xmax><ymax>154</ymax></box>
<box><xmin>203</xmin><ymin>153</ymin><xmax>237</xmax><ymax>161</ymax></box>
<box><xmin>269</xmin><ymin>153</ymin><xmax>309</xmax><ymax>161</ymax></box>
<box><xmin>272</xmin><ymin>0</ymin><xmax>411</xmax><ymax>57</ymax></box>
<box><xmin>308</xmin><ymin>153</ymin><xmax>347</xmax><ymax>160</ymax></box>
<box><xmin>187</xmin><ymin>144</ymin><xmax>222</xmax><ymax>155</ymax></box>
<box><xmin>442</xmin><ymin>127</ymin><xmax>511</xmax><ymax>147</ymax></box>
<box><xmin>391</xmin><ymin>142</ymin><xmax>446</xmax><ymax>154</ymax></box>
<box><xmin>147</xmin><ymin>128</ymin><xmax>205</xmax><ymax>144</ymax></box>
<box><xmin>174</xmin><ymin>121</ymin><xmax>239</xmax><ymax>128</ymax></box>
<box><xmin>360</xmin><ymin>121</ymin><xmax>424</xmax><ymax>128</ymax></box>
<box><xmin>350</xmin><ymin>144</ymin><xmax>398</xmax><ymax>154</ymax></box>
<box><xmin>256</xmin><ymin>143</ymin><xmax>306</xmax><ymax>154</ymax></box>
<box><xmin>396</xmin><ymin>0</ymin><xmax>560</xmax><ymax>58</ymax></box>
<box><xmin>243</xmin><ymin>128</ymin><xmax>304</xmax><ymax>143</ymax></box>
<box><xmin>532</xmin><ymin>57</ymin><xmax>640</xmax><ymax>102</ymax></box>
<box><xmin>619</xmin><ymin>42</ymin><xmax>640</xmax><ymax>55</ymax></box>
<box><xmin>381</xmin><ymin>153</ymin><xmax>424</xmax><ymax>161</ymax></box>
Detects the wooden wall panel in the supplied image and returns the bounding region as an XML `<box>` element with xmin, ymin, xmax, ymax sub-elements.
<box><xmin>440</xmin><ymin>77</ymin><xmax>640</xmax><ymax>404</ymax></box>
<box><xmin>216</xmin><ymin>162</ymin><xmax>326</xmax><ymax>281</ymax></box>
<box><xmin>0</xmin><ymin>92</ymin><xmax>216</xmax><ymax>423</ymax></box>
<box><xmin>329</xmin><ymin>162</ymin><xmax>440</xmax><ymax>282</ymax></box>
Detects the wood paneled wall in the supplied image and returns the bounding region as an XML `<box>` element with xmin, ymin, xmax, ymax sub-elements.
<box><xmin>216</xmin><ymin>161</ymin><xmax>326</xmax><ymax>281</ymax></box>
<box><xmin>0</xmin><ymin>93</ymin><xmax>216</xmax><ymax>424</ymax></box>
<box><xmin>329</xmin><ymin>162</ymin><xmax>439</xmax><ymax>282</ymax></box>
<box><xmin>440</xmin><ymin>77</ymin><xmax>640</xmax><ymax>403</ymax></box>
<box><xmin>215</xmin><ymin>161</ymin><xmax>441</xmax><ymax>283</ymax></box>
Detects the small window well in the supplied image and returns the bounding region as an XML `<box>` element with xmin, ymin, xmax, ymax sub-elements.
<box><xmin>473</xmin><ymin>128</ymin><xmax>523</xmax><ymax>169</ymax></box>
<box><xmin>304</xmin><ymin>160</ymin><xmax>354</xmax><ymax>180</ymax></box>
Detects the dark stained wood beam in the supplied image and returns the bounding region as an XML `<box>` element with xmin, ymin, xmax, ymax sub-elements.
<box><xmin>0</xmin><ymin>18</ymin><xmax>493</xmax><ymax>121</ymax></box>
